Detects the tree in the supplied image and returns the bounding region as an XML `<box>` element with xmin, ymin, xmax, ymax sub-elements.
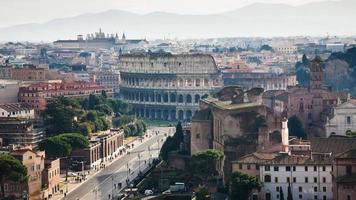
<box><xmin>280</xmin><ymin>186</ymin><xmax>285</xmax><ymax>200</ymax></box>
<box><xmin>0</xmin><ymin>155</ymin><xmax>28</xmax><ymax>199</ymax></box>
<box><xmin>39</xmin><ymin>133</ymin><xmax>89</xmax><ymax>181</ymax></box>
<box><xmin>42</xmin><ymin>96</ymin><xmax>81</xmax><ymax>136</ymax></box>
<box><xmin>287</xmin><ymin>116</ymin><xmax>307</xmax><ymax>139</ymax></box>
<box><xmin>159</xmin><ymin>122</ymin><xmax>185</xmax><ymax>161</ymax></box>
<box><xmin>38</xmin><ymin>137</ymin><xmax>72</xmax><ymax>158</ymax></box>
<box><xmin>191</xmin><ymin>149</ymin><xmax>224</xmax><ymax>183</ymax></box>
<box><xmin>195</xmin><ymin>186</ymin><xmax>210</xmax><ymax>200</ymax></box>
<box><xmin>260</xmin><ymin>44</ymin><xmax>273</xmax><ymax>52</ymax></box>
<box><xmin>287</xmin><ymin>183</ymin><xmax>293</xmax><ymax>200</ymax></box>
<box><xmin>228</xmin><ymin>172</ymin><xmax>260</xmax><ymax>200</ymax></box>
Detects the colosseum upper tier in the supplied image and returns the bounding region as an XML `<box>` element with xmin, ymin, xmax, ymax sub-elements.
<box><xmin>118</xmin><ymin>53</ymin><xmax>222</xmax><ymax>121</ymax></box>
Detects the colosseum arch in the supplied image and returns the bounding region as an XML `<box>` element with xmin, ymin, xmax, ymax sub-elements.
<box><xmin>187</xmin><ymin>79</ymin><xmax>193</xmax><ymax>87</ymax></box>
<box><xmin>186</xmin><ymin>94</ymin><xmax>192</xmax><ymax>103</ymax></box>
<box><xmin>186</xmin><ymin>110</ymin><xmax>192</xmax><ymax>120</ymax></box>
<box><xmin>178</xmin><ymin>94</ymin><xmax>184</xmax><ymax>103</ymax></box>
<box><xmin>135</xmin><ymin>93</ymin><xmax>139</xmax><ymax>101</ymax></box>
<box><xmin>178</xmin><ymin>110</ymin><xmax>184</xmax><ymax>120</ymax></box>
<box><xmin>178</xmin><ymin>79</ymin><xmax>184</xmax><ymax>87</ymax></box>
<box><xmin>170</xmin><ymin>93</ymin><xmax>176</xmax><ymax>103</ymax></box>
<box><xmin>196</xmin><ymin>79</ymin><xmax>201</xmax><ymax>87</ymax></box>
<box><xmin>156</xmin><ymin>93</ymin><xmax>162</xmax><ymax>102</ymax></box>
<box><xmin>163</xmin><ymin>110</ymin><xmax>169</xmax><ymax>120</ymax></box>
<box><xmin>140</xmin><ymin>93</ymin><xmax>144</xmax><ymax>101</ymax></box>
<box><xmin>150</xmin><ymin>109</ymin><xmax>155</xmax><ymax>119</ymax></box>
<box><xmin>195</xmin><ymin>94</ymin><xmax>200</xmax><ymax>103</ymax></box>
<box><xmin>156</xmin><ymin>109</ymin><xmax>162</xmax><ymax>119</ymax></box>
<box><xmin>144</xmin><ymin>93</ymin><xmax>149</xmax><ymax>102</ymax></box>
<box><xmin>150</xmin><ymin>93</ymin><xmax>155</xmax><ymax>102</ymax></box>
<box><xmin>163</xmin><ymin>93</ymin><xmax>169</xmax><ymax>103</ymax></box>
<box><xmin>145</xmin><ymin>109</ymin><xmax>149</xmax><ymax>118</ymax></box>
<box><xmin>170</xmin><ymin>110</ymin><xmax>176</xmax><ymax>120</ymax></box>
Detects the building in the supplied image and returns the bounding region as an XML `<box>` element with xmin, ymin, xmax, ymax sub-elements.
<box><xmin>42</xmin><ymin>159</ymin><xmax>60</xmax><ymax>198</ymax></box>
<box><xmin>71</xmin><ymin>128</ymin><xmax>124</xmax><ymax>170</ymax></box>
<box><xmin>325</xmin><ymin>99</ymin><xmax>356</xmax><ymax>137</ymax></box>
<box><xmin>190</xmin><ymin>86</ymin><xmax>289</xmax><ymax>177</ymax></box>
<box><xmin>234</xmin><ymin>153</ymin><xmax>333</xmax><ymax>200</ymax></box>
<box><xmin>0</xmin><ymin>65</ymin><xmax>12</xmax><ymax>79</ymax></box>
<box><xmin>0</xmin><ymin>79</ymin><xmax>20</xmax><ymax>103</ymax></box>
<box><xmin>0</xmin><ymin>103</ymin><xmax>35</xmax><ymax>119</ymax></box>
<box><xmin>263</xmin><ymin>57</ymin><xmax>349</xmax><ymax>137</ymax></box>
<box><xmin>5</xmin><ymin>148</ymin><xmax>45</xmax><ymax>200</ymax></box>
<box><xmin>90</xmin><ymin>71</ymin><xmax>120</xmax><ymax>93</ymax></box>
<box><xmin>333</xmin><ymin>149</ymin><xmax>356</xmax><ymax>200</ymax></box>
<box><xmin>0</xmin><ymin>117</ymin><xmax>45</xmax><ymax>147</ymax></box>
<box><xmin>118</xmin><ymin>53</ymin><xmax>222</xmax><ymax>121</ymax></box>
<box><xmin>222</xmin><ymin>70</ymin><xmax>297</xmax><ymax>91</ymax></box>
<box><xmin>11</xmin><ymin>64</ymin><xmax>47</xmax><ymax>81</ymax></box>
<box><xmin>18</xmin><ymin>81</ymin><xmax>113</xmax><ymax>113</ymax></box>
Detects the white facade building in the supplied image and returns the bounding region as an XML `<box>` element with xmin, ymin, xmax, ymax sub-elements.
<box><xmin>0</xmin><ymin>103</ymin><xmax>35</xmax><ymax>119</ymax></box>
<box><xmin>259</xmin><ymin>155</ymin><xmax>333</xmax><ymax>200</ymax></box>
<box><xmin>326</xmin><ymin>100</ymin><xmax>356</xmax><ymax>137</ymax></box>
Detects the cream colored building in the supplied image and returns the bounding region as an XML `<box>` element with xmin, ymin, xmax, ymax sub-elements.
<box><xmin>326</xmin><ymin>99</ymin><xmax>356</xmax><ymax>137</ymax></box>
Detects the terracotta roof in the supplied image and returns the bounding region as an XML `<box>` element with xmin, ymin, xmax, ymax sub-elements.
<box><xmin>233</xmin><ymin>152</ymin><xmax>278</xmax><ymax>164</ymax></box>
<box><xmin>310</xmin><ymin>137</ymin><xmax>356</xmax><ymax>155</ymax></box>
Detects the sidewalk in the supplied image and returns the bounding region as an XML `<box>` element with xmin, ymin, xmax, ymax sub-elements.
<box><xmin>51</xmin><ymin>131</ymin><xmax>155</xmax><ymax>200</ymax></box>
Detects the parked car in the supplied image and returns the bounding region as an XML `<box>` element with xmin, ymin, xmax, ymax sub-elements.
<box><xmin>144</xmin><ymin>190</ymin><xmax>153</xmax><ymax>195</ymax></box>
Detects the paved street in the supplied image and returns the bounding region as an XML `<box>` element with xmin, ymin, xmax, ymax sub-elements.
<box><xmin>63</xmin><ymin>127</ymin><xmax>174</xmax><ymax>200</ymax></box>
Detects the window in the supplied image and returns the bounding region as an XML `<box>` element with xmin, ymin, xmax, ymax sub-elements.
<box><xmin>275</xmin><ymin>177</ymin><xmax>278</xmax><ymax>183</ymax></box>
<box><xmin>276</xmin><ymin>186</ymin><xmax>280</xmax><ymax>192</ymax></box>
<box><xmin>314</xmin><ymin>195</ymin><xmax>318</xmax><ymax>200</ymax></box>
<box><xmin>287</xmin><ymin>177</ymin><xmax>290</xmax><ymax>183</ymax></box>
<box><xmin>299</xmin><ymin>195</ymin><xmax>303</xmax><ymax>199</ymax></box>
<box><xmin>314</xmin><ymin>166</ymin><xmax>317</xmax><ymax>171</ymax></box>
<box><xmin>293</xmin><ymin>166</ymin><xmax>296</xmax><ymax>171</ymax></box>
<box><xmin>256</xmin><ymin>165</ymin><xmax>260</xmax><ymax>170</ymax></box>
<box><xmin>299</xmin><ymin>186</ymin><xmax>302</xmax><ymax>192</ymax></box>
<box><xmin>265</xmin><ymin>166</ymin><xmax>270</xmax><ymax>171</ymax></box>
<box><xmin>247</xmin><ymin>165</ymin><xmax>251</xmax><ymax>170</ymax></box>
<box><xmin>265</xmin><ymin>175</ymin><xmax>271</xmax><ymax>182</ymax></box>
<box><xmin>196</xmin><ymin>134</ymin><xmax>200</xmax><ymax>139</ymax></box>
<box><xmin>347</xmin><ymin>195</ymin><xmax>351</xmax><ymax>200</ymax></box>
<box><xmin>305</xmin><ymin>177</ymin><xmax>309</xmax><ymax>183</ymax></box>
<box><xmin>286</xmin><ymin>166</ymin><xmax>291</xmax><ymax>171</ymax></box>
<box><xmin>322</xmin><ymin>166</ymin><xmax>326</xmax><ymax>171</ymax></box>
<box><xmin>346</xmin><ymin>165</ymin><xmax>352</xmax><ymax>175</ymax></box>
<box><xmin>314</xmin><ymin>177</ymin><xmax>318</xmax><ymax>183</ymax></box>
<box><xmin>239</xmin><ymin>164</ymin><xmax>242</xmax><ymax>169</ymax></box>
<box><xmin>314</xmin><ymin>187</ymin><xmax>318</xmax><ymax>192</ymax></box>
<box><xmin>305</xmin><ymin>166</ymin><xmax>308</xmax><ymax>171</ymax></box>
<box><xmin>274</xmin><ymin>166</ymin><xmax>279</xmax><ymax>171</ymax></box>
<box><xmin>347</xmin><ymin>116</ymin><xmax>351</xmax><ymax>124</ymax></box>
<box><xmin>293</xmin><ymin>177</ymin><xmax>296</xmax><ymax>183</ymax></box>
<box><xmin>323</xmin><ymin>196</ymin><xmax>326</xmax><ymax>200</ymax></box>
<box><xmin>323</xmin><ymin>177</ymin><xmax>326</xmax><ymax>183</ymax></box>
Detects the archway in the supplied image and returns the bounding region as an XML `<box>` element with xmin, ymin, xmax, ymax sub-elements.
<box><xmin>195</xmin><ymin>94</ymin><xmax>200</xmax><ymax>103</ymax></box>
<box><xmin>186</xmin><ymin>94</ymin><xmax>192</xmax><ymax>103</ymax></box>
<box><xmin>178</xmin><ymin>94</ymin><xmax>184</xmax><ymax>103</ymax></box>
<box><xmin>186</xmin><ymin>110</ymin><xmax>192</xmax><ymax>121</ymax></box>
<box><xmin>178</xmin><ymin>110</ymin><xmax>184</xmax><ymax>120</ymax></box>
<box><xmin>170</xmin><ymin>93</ymin><xmax>176</xmax><ymax>103</ymax></box>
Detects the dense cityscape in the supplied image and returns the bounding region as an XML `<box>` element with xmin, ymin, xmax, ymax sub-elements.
<box><xmin>1</xmin><ymin>0</ymin><xmax>356</xmax><ymax>200</ymax></box>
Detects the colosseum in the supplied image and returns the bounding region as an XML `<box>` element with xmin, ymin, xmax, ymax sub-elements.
<box><xmin>118</xmin><ymin>53</ymin><xmax>222</xmax><ymax>121</ymax></box>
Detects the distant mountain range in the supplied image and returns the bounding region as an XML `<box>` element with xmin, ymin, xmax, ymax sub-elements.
<box><xmin>0</xmin><ymin>0</ymin><xmax>355</xmax><ymax>42</ymax></box>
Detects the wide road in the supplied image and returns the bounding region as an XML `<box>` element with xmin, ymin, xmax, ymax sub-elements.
<box><xmin>64</xmin><ymin>127</ymin><xmax>173</xmax><ymax>200</ymax></box>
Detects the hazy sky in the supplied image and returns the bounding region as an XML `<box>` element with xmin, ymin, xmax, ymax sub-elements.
<box><xmin>0</xmin><ymin>0</ymin><xmax>337</xmax><ymax>27</ymax></box>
